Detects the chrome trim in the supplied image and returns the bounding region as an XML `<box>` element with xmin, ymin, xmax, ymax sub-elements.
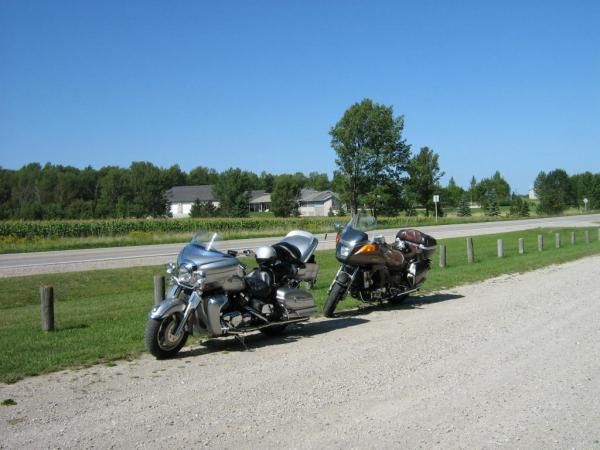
<box><xmin>206</xmin><ymin>295</ymin><xmax>228</xmax><ymax>337</ymax></box>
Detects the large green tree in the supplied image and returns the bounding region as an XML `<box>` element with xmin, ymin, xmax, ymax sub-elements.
<box><xmin>213</xmin><ymin>168</ymin><xmax>250</xmax><ymax>217</ymax></box>
<box><xmin>271</xmin><ymin>175</ymin><xmax>301</xmax><ymax>217</ymax></box>
<box><xmin>406</xmin><ymin>147</ymin><xmax>444</xmax><ymax>216</ymax></box>
<box><xmin>330</xmin><ymin>98</ymin><xmax>410</xmax><ymax>214</ymax></box>
<box><xmin>534</xmin><ymin>169</ymin><xmax>575</xmax><ymax>214</ymax></box>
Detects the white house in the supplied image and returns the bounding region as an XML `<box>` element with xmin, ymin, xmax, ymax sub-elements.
<box><xmin>166</xmin><ymin>185</ymin><xmax>340</xmax><ymax>218</ymax></box>
<box><xmin>297</xmin><ymin>189</ymin><xmax>339</xmax><ymax>216</ymax></box>
<box><xmin>165</xmin><ymin>185</ymin><xmax>219</xmax><ymax>218</ymax></box>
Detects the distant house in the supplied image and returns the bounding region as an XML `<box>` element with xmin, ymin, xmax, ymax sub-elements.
<box><xmin>165</xmin><ymin>185</ymin><xmax>219</xmax><ymax>218</ymax></box>
<box><xmin>249</xmin><ymin>190</ymin><xmax>271</xmax><ymax>212</ymax></box>
<box><xmin>528</xmin><ymin>187</ymin><xmax>537</xmax><ymax>200</ymax></box>
<box><xmin>166</xmin><ymin>185</ymin><xmax>340</xmax><ymax>218</ymax></box>
<box><xmin>298</xmin><ymin>189</ymin><xmax>339</xmax><ymax>216</ymax></box>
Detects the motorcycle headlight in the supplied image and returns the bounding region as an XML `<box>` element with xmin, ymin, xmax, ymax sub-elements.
<box><xmin>177</xmin><ymin>264</ymin><xmax>192</xmax><ymax>283</ymax></box>
<box><xmin>340</xmin><ymin>245</ymin><xmax>351</xmax><ymax>258</ymax></box>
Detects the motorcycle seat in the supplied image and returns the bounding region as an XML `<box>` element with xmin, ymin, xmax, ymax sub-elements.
<box><xmin>272</xmin><ymin>242</ymin><xmax>303</xmax><ymax>265</ymax></box>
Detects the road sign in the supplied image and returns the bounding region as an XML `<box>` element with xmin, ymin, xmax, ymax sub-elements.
<box><xmin>433</xmin><ymin>195</ymin><xmax>440</xmax><ymax>203</ymax></box>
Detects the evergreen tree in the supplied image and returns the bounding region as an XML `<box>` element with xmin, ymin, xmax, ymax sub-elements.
<box><xmin>456</xmin><ymin>194</ymin><xmax>472</xmax><ymax>217</ymax></box>
<box><xmin>484</xmin><ymin>189</ymin><xmax>500</xmax><ymax>216</ymax></box>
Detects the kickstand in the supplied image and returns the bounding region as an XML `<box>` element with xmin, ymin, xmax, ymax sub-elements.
<box><xmin>234</xmin><ymin>334</ymin><xmax>249</xmax><ymax>351</ymax></box>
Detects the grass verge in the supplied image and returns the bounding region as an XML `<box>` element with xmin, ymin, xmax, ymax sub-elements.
<box><xmin>0</xmin><ymin>227</ymin><xmax>598</xmax><ymax>383</ymax></box>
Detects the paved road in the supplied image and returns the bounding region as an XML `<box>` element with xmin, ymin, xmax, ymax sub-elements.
<box><xmin>1</xmin><ymin>214</ymin><xmax>599</xmax><ymax>277</ymax></box>
<box><xmin>2</xmin><ymin>256</ymin><xmax>599</xmax><ymax>448</ymax></box>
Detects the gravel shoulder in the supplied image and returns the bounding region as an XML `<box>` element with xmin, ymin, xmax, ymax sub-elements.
<box><xmin>2</xmin><ymin>256</ymin><xmax>600</xmax><ymax>449</ymax></box>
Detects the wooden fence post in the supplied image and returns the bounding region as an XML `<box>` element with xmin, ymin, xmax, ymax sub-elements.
<box><xmin>439</xmin><ymin>245</ymin><xmax>446</xmax><ymax>268</ymax></box>
<box><xmin>40</xmin><ymin>286</ymin><xmax>55</xmax><ymax>332</ymax></box>
<box><xmin>555</xmin><ymin>233</ymin><xmax>561</xmax><ymax>249</ymax></box>
<box><xmin>538</xmin><ymin>234</ymin><xmax>544</xmax><ymax>252</ymax></box>
<box><xmin>154</xmin><ymin>275</ymin><xmax>165</xmax><ymax>305</ymax></box>
<box><xmin>585</xmin><ymin>230</ymin><xmax>590</xmax><ymax>244</ymax></box>
<box><xmin>467</xmin><ymin>238</ymin><xmax>475</xmax><ymax>263</ymax></box>
<box><xmin>497</xmin><ymin>239</ymin><xmax>503</xmax><ymax>258</ymax></box>
<box><xmin>518</xmin><ymin>238</ymin><xmax>525</xmax><ymax>254</ymax></box>
<box><xmin>571</xmin><ymin>232</ymin><xmax>576</xmax><ymax>245</ymax></box>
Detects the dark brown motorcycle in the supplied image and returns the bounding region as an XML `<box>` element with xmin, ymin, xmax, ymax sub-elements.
<box><xmin>323</xmin><ymin>214</ymin><xmax>437</xmax><ymax>317</ymax></box>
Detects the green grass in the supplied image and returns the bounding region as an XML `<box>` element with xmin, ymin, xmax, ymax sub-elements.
<box><xmin>0</xmin><ymin>227</ymin><xmax>599</xmax><ymax>383</ymax></box>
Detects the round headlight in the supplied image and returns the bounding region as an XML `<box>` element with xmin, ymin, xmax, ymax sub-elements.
<box><xmin>177</xmin><ymin>263</ymin><xmax>193</xmax><ymax>282</ymax></box>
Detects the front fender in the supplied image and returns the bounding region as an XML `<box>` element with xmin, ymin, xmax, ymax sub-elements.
<box><xmin>148</xmin><ymin>297</ymin><xmax>187</xmax><ymax>319</ymax></box>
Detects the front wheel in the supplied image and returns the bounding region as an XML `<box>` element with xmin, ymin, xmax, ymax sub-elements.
<box><xmin>323</xmin><ymin>283</ymin><xmax>347</xmax><ymax>318</ymax></box>
<box><xmin>145</xmin><ymin>313</ymin><xmax>189</xmax><ymax>359</ymax></box>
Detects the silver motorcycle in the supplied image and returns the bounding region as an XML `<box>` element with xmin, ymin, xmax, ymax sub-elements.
<box><xmin>145</xmin><ymin>230</ymin><xmax>320</xmax><ymax>358</ymax></box>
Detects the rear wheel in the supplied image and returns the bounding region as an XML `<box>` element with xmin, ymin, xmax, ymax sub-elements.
<box><xmin>323</xmin><ymin>283</ymin><xmax>347</xmax><ymax>318</ymax></box>
<box><xmin>145</xmin><ymin>312</ymin><xmax>189</xmax><ymax>359</ymax></box>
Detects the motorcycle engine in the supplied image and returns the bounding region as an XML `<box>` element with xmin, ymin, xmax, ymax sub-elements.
<box><xmin>222</xmin><ymin>311</ymin><xmax>252</xmax><ymax>329</ymax></box>
<box><xmin>251</xmin><ymin>299</ymin><xmax>275</xmax><ymax>317</ymax></box>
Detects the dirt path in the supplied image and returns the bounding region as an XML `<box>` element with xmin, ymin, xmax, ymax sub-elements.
<box><xmin>2</xmin><ymin>256</ymin><xmax>600</xmax><ymax>449</ymax></box>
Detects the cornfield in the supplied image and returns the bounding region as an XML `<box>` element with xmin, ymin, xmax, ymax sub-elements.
<box><xmin>0</xmin><ymin>216</ymin><xmax>475</xmax><ymax>239</ymax></box>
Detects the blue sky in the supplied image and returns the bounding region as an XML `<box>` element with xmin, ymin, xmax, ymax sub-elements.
<box><xmin>1</xmin><ymin>0</ymin><xmax>598</xmax><ymax>194</ymax></box>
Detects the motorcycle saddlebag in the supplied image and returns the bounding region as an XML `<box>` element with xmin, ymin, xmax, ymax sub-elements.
<box><xmin>276</xmin><ymin>287</ymin><xmax>316</xmax><ymax>318</ymax></box>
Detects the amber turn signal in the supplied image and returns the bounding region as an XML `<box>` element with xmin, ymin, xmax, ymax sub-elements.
<box><xmin>355</xmin><ymin>243</ymin><xmax>378</xmax><ymax>255</ymax></box>
<box><xmin>335</xmin><ymin>233</ymin><xmax>340</xmax><ymax>246</ymax></box>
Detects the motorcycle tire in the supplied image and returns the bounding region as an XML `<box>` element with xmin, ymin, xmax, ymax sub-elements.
<box><xmin>145</xmin><ymin>313</ymin><xmax>189</xmax><ymax>359</ymax></box>
<box><xmin>260</xmin><ymin>324</ymin><xmax>288</xmax><ymax>336</ymax></box>
<box><xmin>323</xmin><ymin>283</ymin><xmax>346</xmax><ymax>318</ymax></box>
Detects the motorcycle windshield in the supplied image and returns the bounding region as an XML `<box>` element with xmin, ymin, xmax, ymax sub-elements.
<box><xmin>341</xmin><ymin>213</ymin><xmax>374</xmax><ymax>243</ymax></box>
<box><xmin>348</xmin><ymin>212</ymin><xmax>377</xmax><ymax>232</ymax></box>
<box><xmin>190</xmin><ymin>231</ymin><xmax>222</xmax><ymax>252</ymax></box>
<box><xmin>177</xmin><ymin>231</ymin><xmax>230</xmax><ymax>267</ymax></box>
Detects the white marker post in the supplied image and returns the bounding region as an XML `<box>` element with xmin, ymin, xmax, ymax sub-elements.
<box><xmin>433</xmin><ymin>195</ymin><xmax>440</xmax><ymax>224</ymax></box>
<box><xmin>583</xmin><ymin>197</ymin><xmax>588</xmax><ymax>212</ymax></box>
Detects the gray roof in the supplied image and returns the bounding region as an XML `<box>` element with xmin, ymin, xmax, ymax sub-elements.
<box><xmin>166</xmin><ymin>185</ymin><xmax>215</xmax><ymax>203</ymax></box>
<box><xmin>249</xmin><ymin>190</ymin><xmax>267</xmax><ymax>202</ymax></box>
<box><xmin>299</xmin><ymin>189</ymin><xmax>338</xmax><ymax>203</ymax></box>
<box><xmin>250</xmin><ymin>192</ymin><xmax>272</xmax><ymax>204</ymax></box>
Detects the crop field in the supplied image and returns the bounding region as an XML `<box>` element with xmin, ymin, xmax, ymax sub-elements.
<box><xmin>0</xmin><ymin>210</ymin><xmax>589</xmax><ymax>254</ymax></box>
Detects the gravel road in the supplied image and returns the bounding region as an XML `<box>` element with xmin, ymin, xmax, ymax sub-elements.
<box><xmin>2</xmin><ymin>256</ymin><xmax>600</xmax><ymax>449</ymax></box>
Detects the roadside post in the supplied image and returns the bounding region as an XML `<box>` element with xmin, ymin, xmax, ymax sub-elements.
<box><xmin>583</xmin><ymin>198</ymin><xmax>588</xmax><ymax>212</ymax></box>
<box><xmin>154</xmin><ymin>275</ymin><xmax>165</xmax><ymax>305</ymax></box>
<box><xmin>585</xmin><ymin>230</ymin><xmax>590</xmax><ymax>244</ymax></box>
<box><xmin>467</xmin><ymin>237</ymin><xmax>475</xmax><ymax>263</ymax></box>
<box><xmin>439</xmin><ymin>245</ymin><xmax>447</xmax><ymax>268</ymax></box>
<box><xmin>571</xmin><ymin>232</ymin><xmax>576</xmax><ymax>245</ymax></box>
<box><xmin>555</xmin><ymin>233</ymin><xmax>561</xmax><ymax>248</ymax></box>
<box><xmin>40</xmin><ymin>286</ymin><xmax>55</xmax><ymax>332</ymax></box>
<box><xmin>497</xmin><ymin>239</ymin><xmax>503</xmax><ymax>258</ymax></box>
<box><xmin>433</xmin><ymin>195</ymin><xmax>440</xmax><ymax>224</ymax></box>
<box><xmin>538</xmin><ymin>235</ymin><xmax>544</xmax><ymax>252</ymax></box>
<box><xmin>518</xmin><ymin>238</ymin><xmax>525</xmax><ymax>254</ymax></box>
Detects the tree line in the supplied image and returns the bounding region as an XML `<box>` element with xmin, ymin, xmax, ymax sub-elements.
<box><xmin>1</xmin><ymin>98</ymin><xmax>597</xmax><ymax>220</ymax></box>
<box><xmin>0</xmin><ymin>163</ymin><xmax>333</xmax><ymax>220</ymax></box>
<box><xmin>330</xmin><ymin>98</ymin><xmax>599</xmax><ymax>217</ymax></box>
